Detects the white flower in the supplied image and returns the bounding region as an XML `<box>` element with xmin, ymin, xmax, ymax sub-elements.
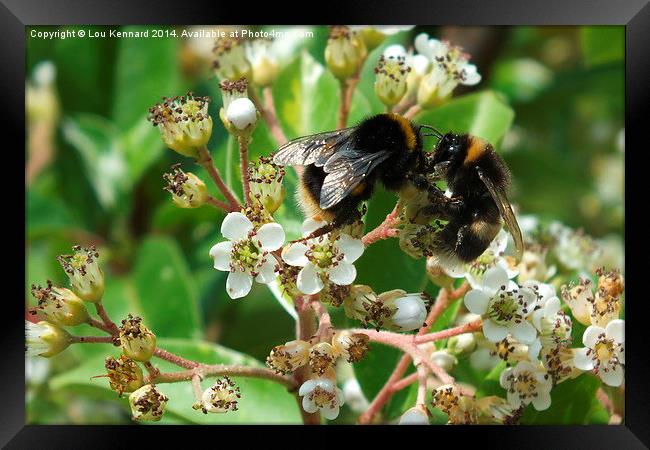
<box><xmin>561</xmin><ymin>277</ymin><xmax>595</xmax><ymax>326</ymax></box>
<box><xmin>210</xmin><ymin>212</ymin><xmax>285</xmax><ymax>299</ymax></box>
<box><xmin>573</xmin><ymin>320</ymin><xmax>624</xmax><ymax>387</ymax></box>
<box><xmin>499</xmin><ymin>361</ymin><xmax>553</xmax><ymax>411</ymax></box>
<box><xmin>298</xmin><ymin>378</ymin><xmax>345</xmax><ymax>420</ymax></box>
<box><xmin>470</xmin><ymin>347</ymin><xmax>501</xmax><ymax>371</ymax></box>
<box><xmin>282</xmin><ymin>219</ymin><xmax>364</xmax><ymax>295</ymax></box>
<box><xmin>57</xmin><ymin>245</ymin><xmax>105</xmax><ymax>303</ymax></box>
<box><xmin>25</xmin><ymin>320</ymin><xmax>71</xmax><ymax>358</ymax></box>
<box><xmin>549</xmin><ymin>221</ymin><xmax>601</xmax><ymax>272</ymax></box>
<box><xmin>443</xmin><ymin>229</ymin><xmax>518</xmax><ymax>289</ymax></box>
<box><xmin>383</xmin><ymin>44</ymin><xmax>408</xmax><ymax>59</ymax></box>
<box><xmin>399</xmin><ymin>405</ymin><xmax>430</xmax><ymax>425</ymax></box>
<box><xmin>464</xmin><ymin>266</ymin><xmax>538</xmax><ymax>344</ymax></box>
<box><xmin>414</xmin><ymin>33</ymin><xmax>481</xmax><ymax>108</ymax></box>
<box><xmin>226</xmin><ymin>98</ymin><xmax>257</xmax><ymax>130</ymax></box>
<box><xmin>390</xmin><ymin>293</ymin><xmax>428</xmax><ymax>331</ymax></box>
<box><xmin>430</xmin><ymin>349</ymin><xmax>458</xmax><ymax>372</ymax></box>
<box><xmin>200</xmin><ymin>377</ymin><xmax>241</xmax><ymax>413</ymax></box>
<box><xmin>245</xmin><ymin>38</ymin><xmax>280</xmax><ymax>87</ymax></box>
<box><xmin>531</xmin><ymin>294</ymin><xmax>572</xmax><ymax>350</ymax></box>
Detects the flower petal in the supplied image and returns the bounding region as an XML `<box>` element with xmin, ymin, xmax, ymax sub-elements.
<box><xmin>510</xmin><ymin>320</ymin><xmax>537</xmax><ymax>344</ymax></box>
<box><xmin>464</xmin><ymin>289</ymin><xmax>489</xmax><ymax>315</ymax></box>
<box><xmin>599</xmin><ymin>364</ymin><xmax>624</xmax><ymax>387</ymax></box>
<box><xmin>297</xmin><ymin>263</ymin><xmax>324</xmax><ymax>295</ymax></box>
<box><xmin>321</xmin><ymin>405</ymin><xmax>340</xmax><ymax>420</ymax></box>
<box><xmin>302</xmin><ymin>218</ymin><xmax>327</xmax><ymax>237</ymax></box>
<box><xmin>528</xmin><ymin>339</ymin><xmax>542</xmax><ymax>360</ymax></box>
<box><xmin>282</xmin><ymin>242</ymin><xmax>309</xmax><ymax>267</ymax></box>
<box><xmin>299</xmin><ymin>380</ymin><xmax>317</xmax><ymax>396</ymax></box>
<box><xmin>483</xmin><ymin>319</ymin><xmax>508</xmax><ymax>342</ymax></box>
<box><xmin>221</xmin><ymin>212</ymin><xmax>253</xmax><ymax>241</ymax></box>
<box><xmin>255</xmin><ymin>258</ymin><xmax>277</xmax><ymax>284</ymax></box>
<box><xmin>336</xmin><ymin>234</ymin><xmax>364</xmax><ymax>263</ymax></box>
<box><xmin>573</xmin><ymin>347</ymin><xmax>594</xmax><ymax>371</ymax></box>
<box><xmin>531</xmin><ymin>391</ymin><xmax>552</xmax><ymax>411</ymax></box>
<box><xmin>302</xmin><ymin>397</ymin><xmax>318</xmax><ymax>414</ymax></box>
<box><xmin>482</xmin><ymin>266</ymin><xmax>509</xmax><ymax>294</ymax></box>
<box><xmin>605</xmin><ymin>319</ymin><xmax>625</xmax><ymax>344</ymax></box>
<box><xmin>209</xmin><ymin>241</ymin><xmax>232</xmax><ymax>271</ymax></box>
<box><xmin>327</xmin><ymin>261</ymin><xmax>357</xmax><ymax>286</ymax></box>
<box><xmin>256</xmin><ymin>223</ymin><xmax>285</xmax><ymax>251</ymax></box>
<box><xmin>226</xmin><ymin>270</ymin><xmax>253</xmax><ymax>299</ymax></box>
<box><xmin>583</xmin><ymin>325</ymin><xmax>605</xmax><ymax>348</ymax></box>
<box><xmin>544</xmin><ymin>297</ymin><xmax>561</xmax><ymax>320</ymax></box>
<box><xmin>532</xmin><ymin>309</ymin><xmax>544</xmax><ymax>331</ymax></box>
<box><xmin>499</xmin><ymin>367</ymin><xmax>513</xmax><ymax>388</ymax></box>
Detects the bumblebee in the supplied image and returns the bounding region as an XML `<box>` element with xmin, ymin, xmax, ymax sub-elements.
<box><xmin>272</xmin><ymin>113</ymin><xmax>523</xmax><ymax>265</ymax></box>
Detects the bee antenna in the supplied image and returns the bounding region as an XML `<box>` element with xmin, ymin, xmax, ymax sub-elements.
<box><xmin>419</xmin><ymin>124</ymin><xmax>443</xmax><ymax>139</ymax></box>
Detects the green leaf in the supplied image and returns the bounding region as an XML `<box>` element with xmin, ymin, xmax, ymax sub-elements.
<box><xmin>521</xmin><ymin>374</ymin><xmax>607</xmax><ymax>424</ymax></box>
<box><xmin>61</xmin><ymin>114</ymin><xmax>130</xmax><ymax>211</ymax></box>
<box><xmin>132</xmin><ymin>237</ymin><xmax>202</xmax><ymax>339</ymax></box>
<box><xmin>475</xmin><ymin>360</ymin><xmax>507</xmax><ymax>398</ymax></box>
<box><xmin>49</xmin><ymin>338</ymin><xmax>302</xmax><ymax>424</ymax></box>
<box><xmin>581</xmin><ymin>26</ymin><xmax>624</xmax><ymax>67</ymax></box>
<box><xmin>120</xmin><ymin>114</ymin><xmax>166</xmax><ymax>184</ymax></box>
<box><xmin>27</xmin><ymin>190</ymin><xmax>74</xmax><ymax>238</ymax></box>
<box><xmin>112</xmin><ymin>26</ymin><xmax>182</xmax><ymax>131</ymax></box>
<box><xmin>415</xmin><ymin>90</ymin><xmax>515</xmax><ymax>147</ymax></box>
<box><xmin>272</xmin><ymin>51</ymin><xmax>338</xmax><ymax>138</ymax></box>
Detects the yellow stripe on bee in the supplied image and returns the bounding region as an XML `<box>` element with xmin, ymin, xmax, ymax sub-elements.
<box><xmin>464</xmin><ymin>136</ymin><xmax>488</xmax><ymax>164</ymax></box>
<box><xmin>390</xmin><ymin>113</ymin><xmax>417</xmax><ymax>151</ymax></box>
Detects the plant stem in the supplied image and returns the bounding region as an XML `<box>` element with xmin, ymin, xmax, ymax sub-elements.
<box><xmin>414</xmin><ymin>319</ymin><xmax>482</xmax><ymax>344</ymax></box>
<box><xmin>293</xmin><ymin>297</ymin><xmax>321</xmax><ymax>425</ymax></box>
<box><xmin>403</xmin><ymin>104</ymin><xmax>421</xmax><ymax>119</ymax></box>
<box><xmin>153</xmin><ymin>347</ymin><xmax>199</xmax><ymax>369</ymax></box>
<box><xmin>95</xmin><ymin>302</ymin><xmax>120</xmax><ymax>335</ymax></box>
<box><xmin>362</xmin><ymin>202</ymin><xmax>402</xmax><ymax>246</ymax></box>
<box><xmin>70</xmin><ymin>335</ymin><xmax>114</xmax><ymax>344</ymax></box>
<box><xmin>238</xmin><ymin>136</ymin><xmax>251</xmax><ymax>205</ymax></box>
<box><xmin>196</xmin><ymin>146</ymin><xmax>240</xmax><ymax>211</ymax></box>
<box><xmin>358</xmin><ymin>354</ymin><xmax>412</xmax><ymax>424</ymax></box>
<box><xmin>206</xmin><ymin>195</ymin><xmax>231</xmax><ymax>211</ymax></box>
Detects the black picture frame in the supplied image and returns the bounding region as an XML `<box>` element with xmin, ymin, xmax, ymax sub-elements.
<box><xmin>8</xmin><ymin>0</ymin><xmax>648</xmax><ymax>447</ymax></box>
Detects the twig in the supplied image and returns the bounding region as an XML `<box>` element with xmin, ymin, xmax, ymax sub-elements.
<box><xmin>416</xmin><ymin>364</ymin><xmax>428</xmax><ymax>405</ymax></box>
<box><xmin>70</xmin><ymin>335</ymin><xmax>114</xmax><ymax>344</ymax></box>
<box><xmin>196</xmin><ymin>146</ymin><xmax>240</xmax><ymax>211</ymax></box>
<box><xmin>403</xmin><ymin>105</ymin><xmax>421</xmax><ymax>120</ymax></box>
<box><xmin>414</xmin><ymin>320</ymin><xmax>482</xmax><ymax>345</ymax></box>
<box><xmin>238</xmin><ymin>136</ymin><xmax>251</xmax><ymax>205</ymax></box>
<box><xmin>293</xmin><ymin>296</ymin><xmax>321</xmax><ymax>425</ymax></box>
<box><xmin>362</xmin><ymin>202</ymin><xmax>402</xmax><ymax>246</ymax></box>
<box><xmin>358</xmin><ymin>354</ymin><xmax>412</xmax><ymax>424</ymax></box>
<box><xmin>206</xmin><ymin>195</ymin><xmax>231</xmax><ymax>211</ymax></box>
<box><xmin>153</xmin><ymin>347</ymin><xmax>199</xmax><ymax>370</ymax></box>
<box><xmin>95</xmin><ymin>303</ymin><xmax>120</xmax><ymax>336</ymax></box>
<box><xmin>391</xmin><ymin>372</ymin><xmax>419</xmax><ymax>392</ymax></box>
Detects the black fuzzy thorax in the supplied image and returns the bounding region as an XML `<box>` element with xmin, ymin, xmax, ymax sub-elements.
<box><xmin>350</xmin><ymin>114</ymin><xmax>424</xmax><ymax>191</ymax></box>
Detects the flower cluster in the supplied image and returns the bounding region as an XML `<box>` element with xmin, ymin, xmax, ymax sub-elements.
<box><xmin>266</xmin><ymin>330</ymin><xmax>369</xmax><ymax>421</ymax></box>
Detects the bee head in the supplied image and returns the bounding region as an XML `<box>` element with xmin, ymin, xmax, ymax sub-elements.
<box><xmin>429</xmin><ymin>132</ymin><xmax>468</xmax><ymax>180</ymax></box>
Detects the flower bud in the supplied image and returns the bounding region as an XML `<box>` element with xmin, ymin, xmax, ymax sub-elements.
<box><xmin>129</xmin><ymin>384</ymin><xmax>168</xmax><ymax>422</ymax></box>
<box><xmin>399</xmin><ymin>404</ymin><xmax>430</xmax><ymax>425</ymax></box>
<box><xmin>266</xmin><ymin>339</ymin><xmax>310</xmax><ymax>374</ymax></box>
<box><xmin>309</xmin><ymin>342</ymin><xmax>336</xmax><ymax>376</ymax></box>
<box><xmin>382</xmin><ymin>291</ymin><xmax>429</xmax><ymax>332</ymax></box>
<box><xmin>57</xmin><ymin>245</ymin><xmax>105</xmax><ymax>303</ymax></box>
<box><xmin>103</xmin><ymin>355</ymin><xmax>144</xmax><ymax>396</ymax></box>
<box><xmin>342</xmin><ymin>285</ymin><xmax>390</xmax><ymax>330</ymax></box>
<box><xmin>212</xmin><ymin>37</ymin><xmax>252</xmax><ymax>81</ymax></box>
<box><xmin>119</xmin><ymin>314</ymin><xmax>157</xmax><ymax>362</ymax></box>
<box><xmin>25</xmin><ymin>320</ymin><xmax>71</xmax><ymax>357</ymax></box>
<box><xmin>246</xmin><ymin>38</ymin><xmax>280</xmax><ymax>87</ymax></box>
<box><xmin>197</xmin><ymin>376</ymin><xmax>241</xmax><ymax>414</ymax></box>
<box><xmin>225</xmin><ymin>97</ymin><xmax>258</xmax><ymax>131</ymax></box>
<box><xmin>331</xmin><ymin>330</ymin><xmax>370</xmax><ymax>363</ymax></box>
<box><xmin>405</xmin><ymin>54</ymin><xmax>430</xmax><ymax>98</ymax></box>
<box><xmin>431</xmin><ymin>349</ymin><xmax>458</xmax><ymax>372</ymax></box>
<box><xmin>163</xmin><ymin>164</ymin><xmax>208</xmax><ymax>209</ymax></box>
<box><xmin>447</xmin><ymin>333</ymin><xmax>477</xmax><ymax>357</ymax></box>
<box><xmin>248</xmin><ymin>156</ymin><xmax>286</xmax><ymax>214</ymax></box>
<box><xmin>147</xmin><ymin>92</ymin><xmax>213</xmax><ymax>158</ymax></box>
<box><xmin>325</xmin><ymin>26</ymin><xmax>366</xmax><ymax>80</ymax></box>
<box><xmin>31</xmin><ymin>281</ymin><xmax>90</xmax><ymax>327</ymax></box>
<box><xmin>299</xmin><ymin>377</ymin><xmax>345</xmax><ymax>420</ymax></box>
<box><xmin>374</xmin><ymin>55</ymin><xmax>410</xmax><ymax>107</ymax></box>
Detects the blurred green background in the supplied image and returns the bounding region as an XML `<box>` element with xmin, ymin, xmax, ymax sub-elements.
<box><xmin>26</xmin><ymin>25</ymin><xmax>623</xmax><ymax>424</ymax></box>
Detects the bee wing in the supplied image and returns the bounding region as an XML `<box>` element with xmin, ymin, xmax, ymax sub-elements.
<box><xmin>477</xmin><ymin>167</ymin><xmax>524</xmax><ymax>261</ymax></box>
<box><xmin>319</xmin><ymin>148</ymin><xmax>391</xmax><ymax>209</ymax></box>
<box><xmin>272</xmin><ymin>128</ymin><xmax>355</xmax><ymax>167</ymax></box>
